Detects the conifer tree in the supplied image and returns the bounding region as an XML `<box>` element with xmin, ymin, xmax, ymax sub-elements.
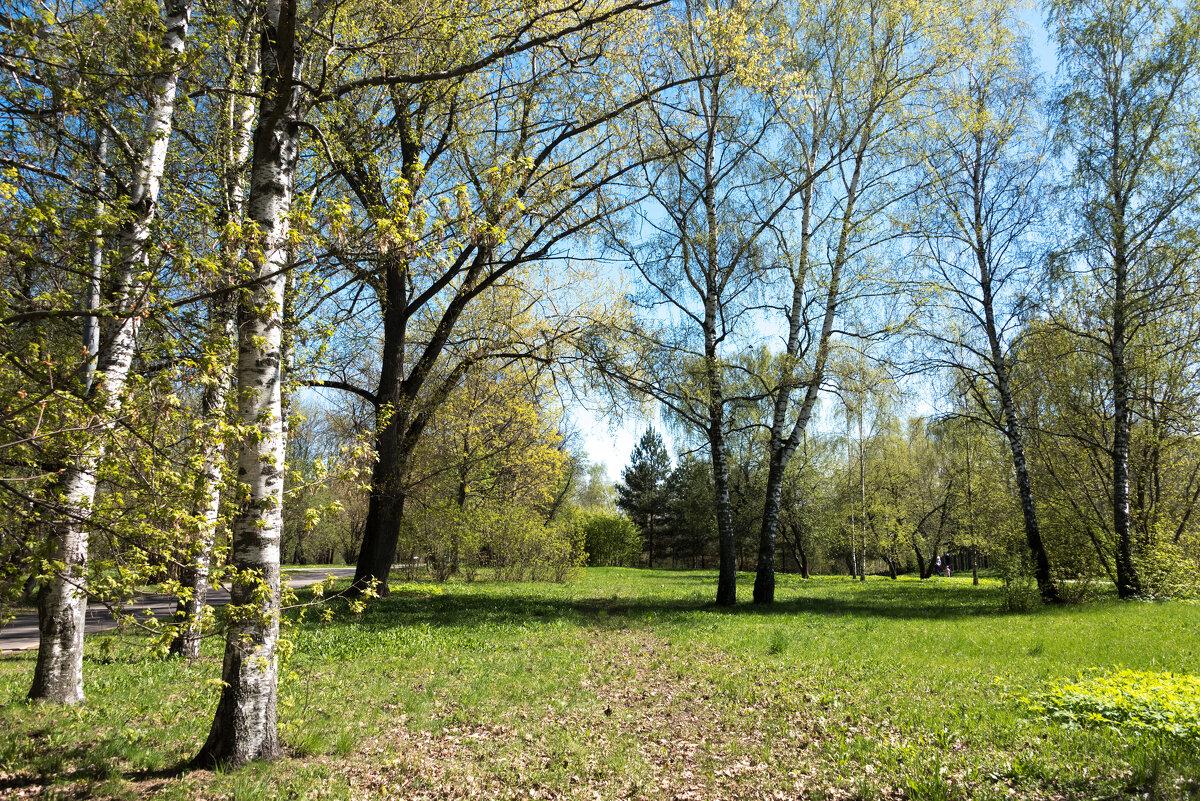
<box><xmin>615</xmin><ymin>429</ymin><xmax>672</xmax><ymax>566</ymax></box>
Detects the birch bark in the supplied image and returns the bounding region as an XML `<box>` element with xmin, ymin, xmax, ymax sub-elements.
<box><xmin>194</xmin><ymin>0</ymin><xmax>302</xmax><ymax>765</ymax></box>
<box><xmin>169</xmin><ymin>321</ymin><xmax>234</xmax><ymax>660</ymax></box>
<box><xmin>30</xmin><ymin>0</ymin><xmax>194</xmax><ymax>704</ymax></box>
<box><xmin>171</xmin><ymin>32</ymin><xmax>259</xmax><ymax>659</ymax></box>
<box><xmin>83</xmin><ymin>130</ymin><xmax>106</xmax><ymax>395</ymax></box>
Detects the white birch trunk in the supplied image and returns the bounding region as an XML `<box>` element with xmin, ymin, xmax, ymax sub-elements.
<box><xmin>83</xmin><ymin>130</ymin><xmax>106</xmax><ymax>394</ymax></box>
<box><xmin>30</xmin><ymin>0</ymin><xmax>194</xmax><ymax>704</ymax></box>
<box><xmin>170</xmin><ymin>313</ymin><xmax>235</xmax><ymax>659</ymax></box>
<box><xmin>194</xmin><ymin>0</ymin><xmax>301</xmax><ymax>765</ymax></box>
<box><xmin>171</xmin><ymin>32</ymin><xmax>259</xmax><ymax>660</ymax></box>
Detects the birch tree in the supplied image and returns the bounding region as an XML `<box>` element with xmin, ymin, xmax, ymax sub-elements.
<box><xmin>8</xmin><ymin>0</ymin><xmax>197</xmax><ymax>704</ymax></box>
<box><xmin>1049</xmin><ymin>0</ymin><xmax>1200</xmax><ymax>598</ymax></box>
<box><xmin>614</xmin><ymin>0</ymin><xmax>812</xmax><ymax>605</ymax></box>
<box><xmin>750</xmin><ymin>0</ymin><xmax>980</xmax><ymax>602</ymax></box>
<box><xmin>911</xmin><ymin>12</ymin><xmax>1060</xmax><ymax>602</ymax></box>
<box><xmin>191</xmin><ymin>0</ymin><xmax>303</xmax><ymax>764</ymax></box>
<box><xmin>169</xmin><ymin>1</ymin><xmax>261</xmax><ymax>659</ymax></box>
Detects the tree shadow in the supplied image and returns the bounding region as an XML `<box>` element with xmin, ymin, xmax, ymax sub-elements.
<box><xmin>0</xmin><ymin>751</ymin><xmax>190</xmax><ymax>795</ymax></box>
<box><xmin>314</xmin><ymin>574</ymin><xmax>1018</xmax><ymax>635</ymax></box>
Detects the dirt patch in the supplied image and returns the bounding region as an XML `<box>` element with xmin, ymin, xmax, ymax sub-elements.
<box><xmin>334</xmin><ymin>630</ymin><xmax>904</xmax><ymax>800</ymax></box>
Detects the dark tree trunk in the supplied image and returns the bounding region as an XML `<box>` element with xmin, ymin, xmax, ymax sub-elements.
<box><xmin>913</xmin><ymin>539</ymin><xmax>930</xmax><ymax>579</ymax></box>
<box><xmin>972</xmin><ymin>133</ymin><xmax>1060</xmax><ymax>605</ymax></box>
<box><xmin>753</xmin><ymin>450</ymin><xmax>786</xmax><ymax>602</ymax></box>
<box><xmin>711</xmin><ymin>420</ymin><xmax>737</xmax><ymax>606</ymax></box>
<box><xmin>352</xmin><ymin>247</ymin><xmax>412</xmax><ymax>595</ymax></box>
<box><xmin>647</xmin><ymin>515</ymin><xmax>655</xmax><ymax>569</ymax></box>
<box><xmin>754</xmin><ymin>124</ymin><xmax>868</xmax><ymax>605</ymax></box>
<box><xmin>697</xmin><ymin>79</ymin><xmax>737</xmax><ymax>608</ymax></box>
<box><xmin>1111</xmin><ymin>227</ymin><xmax>1138</xmax><ymax>598</ymax></box>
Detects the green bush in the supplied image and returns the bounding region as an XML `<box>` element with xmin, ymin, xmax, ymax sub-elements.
<box><xmin>997</xmin><ymin>551</ymin><xmax>1040</xmax><ymax>612</ymax></box>
<box><xmin>1134</xmin><ymin>535</ymin><xmax>1199</xmax><ymax>600</ymax></box>
<box><xmin>577</xmin><ymin>511</ymin><xmax>642</xmax><ymax>567</ymax></box>
<box><xmin>404</xmin><ymin>501</ymin><xmax>585</xmax><ymax>582</ymax></box>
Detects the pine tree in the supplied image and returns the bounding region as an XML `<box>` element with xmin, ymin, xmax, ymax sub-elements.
<box><xmin>615</xmin><ymin>429</ymin><xmax>672</xmax><ymax>567</ymax></box>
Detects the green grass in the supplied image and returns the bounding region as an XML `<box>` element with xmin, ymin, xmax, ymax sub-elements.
<box><xmin>1</xmin><ymin>569</ymin><xmax>1198</xmax><ymax>800</ymax></box>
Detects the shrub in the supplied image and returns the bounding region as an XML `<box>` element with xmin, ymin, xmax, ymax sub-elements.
<box><xmin>997</xmin><ymin>551</ymin><xmax>1040</xmax><ymax>612</ymax></box>
<box><xmin>1134</xmin><ymin>535</ymin><xmax>1199</xmax><ymax>600</ymax></box>
<box><xmin>578</xmin><ymin>511</ymin><xmax>642</xmax><ymax>567</ymax></box>
<box><xmin>404</xmin><ymin>501</ymin><xmax>584</xmax><ymax>583</ymax></box>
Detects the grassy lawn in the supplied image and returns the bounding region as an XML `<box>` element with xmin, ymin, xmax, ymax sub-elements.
<box><xmin>1</xmin><ymin>569</ymin><xmax>1197</xmax><ymax>800</ymax></box>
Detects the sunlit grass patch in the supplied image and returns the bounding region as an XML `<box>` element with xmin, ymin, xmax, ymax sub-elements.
<box><xmin>1020</xmin><ymin>668</ymin><xmax>1200</xmax><ymax>742</ymax></box>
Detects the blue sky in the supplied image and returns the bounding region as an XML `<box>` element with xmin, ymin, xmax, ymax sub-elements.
<box><xmin>574</xmin><ymin>1</ymin><xmax>1060</xmax><ymax>481</ymax></box>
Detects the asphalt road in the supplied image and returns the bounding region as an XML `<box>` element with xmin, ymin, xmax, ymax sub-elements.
<box><xmin>0</xmin><ymin>567</ymin><xmax>357</xmax><ymax>653</ymax></box>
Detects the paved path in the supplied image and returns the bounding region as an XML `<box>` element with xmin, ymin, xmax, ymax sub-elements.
<box><xmin>0</xmin><ymin>567</ymin><xmax>357</xmax><ymax>653</ymax></box>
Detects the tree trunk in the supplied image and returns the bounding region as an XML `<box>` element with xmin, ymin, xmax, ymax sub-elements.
<box><xmin>351</xmin><ymin>255</ymin><xmax>409</xmax><ymax>595</ymax></box>
<box><xmin>171</xmin><ymin>31</ymin><xmax>257</xmax><ymax>659</ymax></box>
<box><xmin>712</xmin><ymin>427</ymin><xmax>737</xmax><ymax>606</ymax></box>
<box><xmin>913</xmin><ymin>538</ymin><xmax>929</xmax><ymax>579</ymax></box>
<box><xmin>169</xmin><ymin>319</ymin><xmax>233</xmax><ymax>660</ymax></box>
<box><xmin>83</xmin><ymin>130</ymin><xmax>106</xmax><ymax>395</ymax></box>
<box><xmin>194</xmin><ymin>0</ymin><xmax>301</xmax><ymax>766</ymax></box>
<box><xmin>1111</xmin><ymin>225</ymin><xmax>1138</xmax><ymax>598</ymax></box>
<box><xmin>29</xmin><ymin>465</ymin><xmax>95</xmax><ymax>704</ymax></box>
<box><xmin>753</xmin><ymin>449</ymin><xmax>786</xmax><ymax>602</ymax></box>
<box><xmin>350</xmin><ymin>109</ymin><xmax>444</xmax><ymax>595</ymax></box>
<box><xmin>30</xmin><ymin>0</ymin><xmax>194</xmax><ymax>704</ymax></box>
<box><xmin>754</xmin><ymin>124</ymin><xmax>869</xmax><ymax>604</ymax></box>
<box><xmin>693</xmin><ymin>78</ymin><xmax>737</xmax><ymax>607</ymax></box>
<box><xmin>969</xmin><ymin>130</ymin><xmax>1059</xmax><ymax>604</ymax></box>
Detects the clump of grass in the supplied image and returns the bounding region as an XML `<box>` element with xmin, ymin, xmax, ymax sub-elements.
<box><xmin>766</xmin><ymin>628</ymin><xmax>788</xmax><ymax>655</ymax></box>
<box><xmin>333</xmin><ymin>730</ymin><xmax>357</xmax><ymax>755</ymax></box>
<box><xmin>286</xmin><ymin>728</ymin><xmax>326</xmax><ymax>757</ymax></box>
<box><xmin>904</xmin><ymin>769</ymin><xmax>953</xmax><ymax>801</ymax></box>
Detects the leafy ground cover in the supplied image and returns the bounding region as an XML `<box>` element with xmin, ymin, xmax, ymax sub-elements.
<box><xmin>1</xmin><ymin>569</ymin><xmax>1197</xmax><ymax>800</ymax></box>
<box><xmin>1019</xmin><ymin>669</ymin><xmax>1200</xmax><ymax>741</ymax></box>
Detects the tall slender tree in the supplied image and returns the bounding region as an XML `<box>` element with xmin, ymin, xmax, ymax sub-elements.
<box><xmin>912</xmin><ymin>12</ymin><xmax>1060</xmax><ymax>602</ymax></box>
<box><xmin>614</xmin><ymin>0</ymin><xmax>811</xmax><ymax>605</ymax></box>
<box><xmin>193</xmin><ymin>0</ymin><xmax>301</xmax><ymax>765</ymax></box>
<box><xmin>1049</xmin><ymin>0</ymin><xmax>1200</xmax><ymax>598</ymax></box>
<box><xmin>171</xmin><ymin>0</ymin><xmax>260</xmax><ymax>660</ymax></box>
<box><xmin>751</xmin><ymin>0</ymin><xmax>979</xmax><ymax>602</ymax></box>
<box><xmin>27</xmin><ymin>0</ymin><xmax>196</xmax><ymax>704</ymax></box>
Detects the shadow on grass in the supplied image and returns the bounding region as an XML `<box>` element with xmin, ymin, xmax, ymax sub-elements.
<box><xmin>303</xmin><ymin>574</ymin><xmax>1018</xmax><ymax>635</ymax></box>
<box><xmin>0</xmin><ymin>750</ymin><xmax>191</xmax><ymax>795</ymax></box>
